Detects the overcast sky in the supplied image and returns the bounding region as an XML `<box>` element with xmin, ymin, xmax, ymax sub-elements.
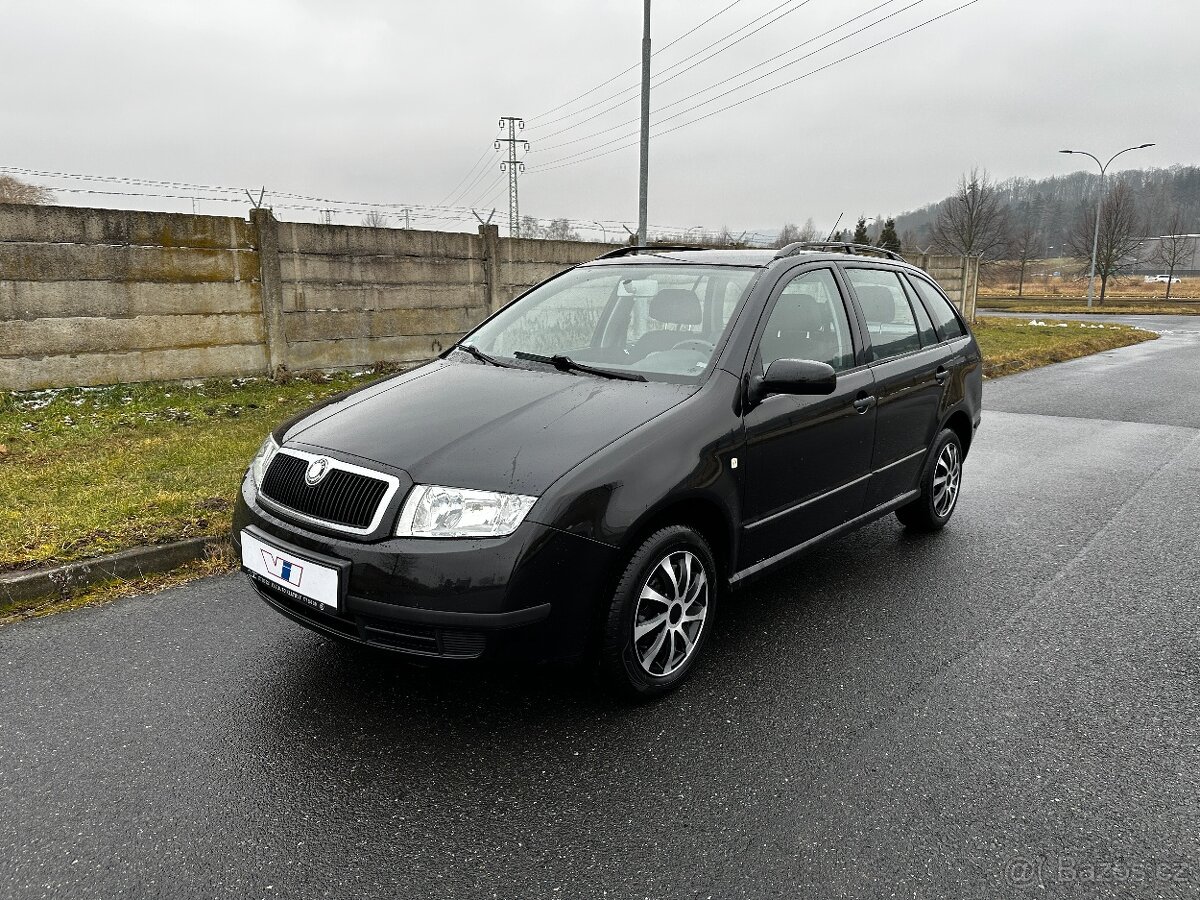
<box><xmin>3</xmin><ymin>0</ymin><xmax>1197</xmax><ymax>239</ymax></box>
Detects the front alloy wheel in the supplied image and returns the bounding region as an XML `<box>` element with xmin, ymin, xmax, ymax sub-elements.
<box><xmin>632</xmin><ymin>550</ymin><xmax>710</xmax><ymax>677</ymax></box>
<box><xmin>600</xmin><ymin>525</ymin><xmax>718</xmax><ymax>698</ymax></box>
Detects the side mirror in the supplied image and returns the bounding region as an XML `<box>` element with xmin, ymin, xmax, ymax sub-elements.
<box><xmin>750</xmin><ymin>358</ymin><xmax>837</xmax><ymax>404</ymax></box>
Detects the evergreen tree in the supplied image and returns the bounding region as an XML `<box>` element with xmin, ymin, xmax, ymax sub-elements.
<box><xmin>876</xmin><ymin>217</ymin><xmax>901</xmax><ymax>253</ymax></box>
<box><xmin>851</xmin><ymin>216</ymin><xmax>870</xmax><ymax>244</ymax></box>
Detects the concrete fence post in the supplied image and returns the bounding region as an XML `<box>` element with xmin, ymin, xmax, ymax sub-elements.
<box><xmin>250</xmin><ymin>207</ymin><xmax>289</xmax><ymax>377</ymax></box>
<box><xmin>478</xmin><ymin>223</ymin><xmax>502</xmax><ymax>313</ymax></box>
<box><xmin>966</xmin><ymin>255</ymin><xmax>980</xmax><ymax>322</ymax></box>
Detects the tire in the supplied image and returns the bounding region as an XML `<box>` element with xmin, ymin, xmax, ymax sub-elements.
<box><xmin>599</xmin><ymin>525</ymin><xmax>718</xmax><ymax>699</ymax></box>
<box><xmin>896</xmin><ymin>428</ymin><xmax>964</xmax><ymax>532</ymax></box>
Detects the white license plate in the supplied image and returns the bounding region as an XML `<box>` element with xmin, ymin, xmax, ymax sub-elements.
<box><xmin>240</xmin><ymin>530</ymin><xmax>340</xmax><ymax>611</ymax></box>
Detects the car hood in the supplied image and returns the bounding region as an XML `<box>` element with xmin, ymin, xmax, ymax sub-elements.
<box><xmin>283</xmin><ymin>359</ymin><xmax>695</xmax><ymax>495</ymax></box>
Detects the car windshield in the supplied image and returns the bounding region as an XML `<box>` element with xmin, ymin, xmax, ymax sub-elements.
<box><xmin>462</xmin><ymin>264</ymin><xmax>760</xmax><ymax>382</ymax></box>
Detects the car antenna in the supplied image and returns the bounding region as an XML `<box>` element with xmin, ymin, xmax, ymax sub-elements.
<box><xmin>825</xmin><ymin>212</ymin><xmax>843</xmax><ymax>242</ymax></box>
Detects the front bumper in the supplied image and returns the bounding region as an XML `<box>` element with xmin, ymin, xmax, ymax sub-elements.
<box><xmin>233</xmin><ymin>476</ymin><xmax>618</xmax><ymax>663</ymax></box>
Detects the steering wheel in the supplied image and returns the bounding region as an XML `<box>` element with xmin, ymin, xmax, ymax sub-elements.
<box><xmin>670</xmin><ymin>338</ymin><xmax>716</xmax><ymax>353</ymax></box>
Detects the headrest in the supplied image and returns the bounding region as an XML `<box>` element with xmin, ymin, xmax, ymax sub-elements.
<box><xmin>855</xmin><ymin>284</ymin><xmax>896</xmax><ymax>324</ymax></box>
<box><xmin>773</xmin><ymin>296</ymin><xmax>824</xmax><ymax>333</ymax></box>
<box><xmin>650</xmin><ymin>289</ymin><xmax>702</xmax><ymax>325</ymax></box>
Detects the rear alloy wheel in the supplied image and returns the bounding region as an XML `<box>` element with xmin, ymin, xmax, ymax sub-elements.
<box><xmin>896</xmin><ymin>428</ymin><xmax>963</xmax><ymax>532</ymax></box>
<box><xmin>600</xmin><ymin>526</ymin><xmax>717</xmax><ymax>698</ymax></box>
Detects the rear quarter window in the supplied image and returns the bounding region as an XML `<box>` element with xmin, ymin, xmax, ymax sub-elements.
<box><xmin>908</xmin><ymin>276</ymin><xmax>967</xmax><ymax>341</ymax></box>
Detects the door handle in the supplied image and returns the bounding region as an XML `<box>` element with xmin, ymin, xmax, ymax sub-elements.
<box><xmin>934</xmin><ymin>366</ymin><xmax>949</xmax><ymax>384</ymax></box>
<box><xmin>853</xmin><ymin>392</ymin><xmax>875</xmax><ymax>413</ymax></box>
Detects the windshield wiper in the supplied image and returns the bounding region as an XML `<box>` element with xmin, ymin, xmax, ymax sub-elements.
<box><xmin>513</xmin><ymin>351</ymin><xmax>646</xmax><ymax>382</ymax></box>
<box><xmin>453</xmin><ymin>343</ymin><xmax>511</xmax><ymax>368</ymax></box>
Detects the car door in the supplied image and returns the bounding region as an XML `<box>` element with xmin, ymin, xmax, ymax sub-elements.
<box><xmin>739</xmin><ymin>265</ymin><xmax>876</xmax><ymax>569</ymax></box>
<box><xmin>842</xmin><ymin>266</ymin><xmax>954</xmax><ymax>508</ymax></box>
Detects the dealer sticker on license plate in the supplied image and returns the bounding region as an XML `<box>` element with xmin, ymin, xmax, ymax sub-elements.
<box><xmin>240</xmin><ymin>530</ymin><xmax>340</xmax><ymax>611</ymax></box>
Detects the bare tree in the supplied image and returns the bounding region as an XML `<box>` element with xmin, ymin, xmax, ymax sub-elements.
<box><xmin>360</xmin><ymin>210</ymin><xmax>388</xmax><ymax>228</ymax></box>
<box><xmin>1067</xmin><ymin>181</ymin><xmax>1143</xmax><ymax>303</ymax></box>
<box><xmin>542</xmin><ymin>218</ymin><xmax>581</xmax><ymax>241</ymax></box>
<box><xmin>0</xmin><ymin>175</ymin><xmax>54</xmax><ymax>205</ymax></box>
<box><xmin>1152</xmin><ymin>209</ymin><xmax>1196</xmax><ymax>300</ymax></box>
<box><xmin>520</xmin><ymin>215</ymin><xmax>545</xmax><ymax>239</ymax></box>
<box><xmin>773</xmin><ymin>217</ymin><xmax>818</xmax><ymax>248</ymax></box>
<box><xmin>774</xmin><ymin>222</ymin><xmax>802</xmax><ymax>248</ymax></box>
<box><xmin>1009</xmin><ymin>199</ymin><xmax>1042</xmax><ymax>297</ymax></box>
<box><xmin>931</xmin><ymin>168</ymin><xmax>1010</xmax><ymax>258</ymax></box>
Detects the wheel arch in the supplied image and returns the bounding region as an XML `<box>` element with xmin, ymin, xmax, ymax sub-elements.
<box><xmin>620</xmin><ymin>494</ymin><xmax>737</xmax><ymax>584</ymax></box>
<box><xmin>942</xmin><ymin>408</ymin><xmax>974</xmax><ymax>457</ymax></box>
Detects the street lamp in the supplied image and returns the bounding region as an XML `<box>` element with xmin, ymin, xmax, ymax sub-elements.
<box><xmin>1059</xmin><ymin>143</ymin><xmax>1155</xmax><ymax>307</ymax></box>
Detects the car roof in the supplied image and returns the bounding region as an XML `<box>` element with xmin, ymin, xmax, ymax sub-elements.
<box><xmin>587</xmin><ymin>248</ymin><xmax>778</xmax><ymax>267</ymax></box>
<box><xmin>583</xmin><ymin>243</ymin><xmax>920</xmax><ymax>271</ymax></box>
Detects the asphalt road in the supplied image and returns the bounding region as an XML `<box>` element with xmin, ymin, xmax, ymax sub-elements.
<box><xmin>3</xmin><ymin>316</ymin><xmax>1198</xmax><ymax>899</ymax></box>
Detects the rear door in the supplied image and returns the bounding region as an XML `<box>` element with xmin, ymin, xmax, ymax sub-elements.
<box><xmin>842</xmin><ymin>266</ymin><xmax>953</xmax><ymax>508</ymax></box>
<box><xmin>739</xmin><ymin>265</ymin><xmax>876</xmax><ymax>568</ymax></box>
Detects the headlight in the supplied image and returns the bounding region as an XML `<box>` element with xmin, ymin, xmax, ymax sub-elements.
<box><xmin>250</xmin><ymin>434</ymin><xmax>279</xmax><ymax>489</ymax></box>
<box><xmin>396</xmin><ymin>485</ymin><xmax>537</xmax><ymax>538</ymax></box>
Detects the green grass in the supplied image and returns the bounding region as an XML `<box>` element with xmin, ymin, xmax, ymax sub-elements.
<box><xmin>979</xmin><ymin>298</ymin><xmax>1200</xmax><ymax>316</ymax></box>
<box><xmin>0</xmin><ymin>319</ymin><xmax>1160</xmax><ymax>576</ymax></box>
<box><xmin>972</xmin><ymin>316</ymin><xmax>1157</xmax><ymax>378</ymax></box>
<box><xmin>0</xmin><ymin>371</ymin><xmax>383</xmax><ymax>571</ymax></box>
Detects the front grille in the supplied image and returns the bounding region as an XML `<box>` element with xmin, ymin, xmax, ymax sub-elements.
<box><xmin>261</xmin><ymin>452</ymin><xmax>391</xmax><ymax>530</ymax></box>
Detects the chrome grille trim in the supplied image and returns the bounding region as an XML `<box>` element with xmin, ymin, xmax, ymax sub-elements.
<box><xmin>257</xmin><ymin>447</ymin><xmax>402</xmax><ymax>536</ymax></box>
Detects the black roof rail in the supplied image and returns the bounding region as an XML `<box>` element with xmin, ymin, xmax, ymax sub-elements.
<box><xmin>773</xmin><ymin>241</ymin><xmax>906</xmax><ymax>262</ymax></box>
<box><xmin>595</xmin><ymin>244</ymin><xmax>707</xmax><ymax>259</ymax></box>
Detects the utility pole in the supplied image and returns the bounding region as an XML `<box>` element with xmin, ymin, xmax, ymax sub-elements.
<box><xmin>404</xmin><ymin>207</ymin><xmax>411</xmax><ymax>229</ymax></box>
<box><xmin>496</xmin><ymin>117</ymin><xmax>528</xmax><ymax>238</ymax></box>
<box><xmin>637</xmin><ymin>0</ymin><xmax>651</xmax><ymax>245</ymax></box>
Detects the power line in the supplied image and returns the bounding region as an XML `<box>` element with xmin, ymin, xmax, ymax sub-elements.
<box><xmin>529</xmin><ymin>0</ymin><xmax>817</xmax><ymax>138</ymax></box>
<box><xmin>528</xmin><ymin>0</ymin><xmax>983</xmax><ymax>174</ymax></box>
<box><xmin>17</xmin><ymin>177</ymin><xmax>731</xmax><ymax>242</ymax></box>
<box><xmin>461</xmin><ymin>168</ymin><xmax>508</xmax><ymax>213</ymax></box>
<box><xmin>431</xmin><ymin>132</ymin><xmax>501</xmax><ymax>209</ymax></box>
<box><xmin>533</xmin><ymin>0</ymin><xmax>924</xmax><ymax>159</ymax></box>
<box><xmin>526</xmin><ymin>0</ymin><xmax>747</xmax><ymax>123</ymax></box>
<box><xmin>442</xmin><ymin>152</ymin><xmax>502</xmax><ymax>213</ymax></box>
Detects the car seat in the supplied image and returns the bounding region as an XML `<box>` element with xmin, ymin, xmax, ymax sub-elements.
<box><xmin>629</xmin><ymin>289</ymin><xmax>703</xmax><ymax>360</ymax></box>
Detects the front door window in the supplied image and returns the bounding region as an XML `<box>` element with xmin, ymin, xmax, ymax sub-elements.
<box><xmin>758</xmin><ymin>268</ymin><xmax>855</xmax><ymax>372</ymax></box>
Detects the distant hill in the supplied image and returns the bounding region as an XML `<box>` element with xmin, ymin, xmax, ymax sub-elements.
<box><xmin>892</xmin><ymin>166</ymin><xmax>1200</xmax><ymax>258</ymax></box>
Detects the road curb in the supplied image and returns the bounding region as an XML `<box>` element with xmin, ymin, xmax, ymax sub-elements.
<box><xmin>0</xmin><ymin>537</ymin><xmax>229</xmax><ymax>607</ymax></box>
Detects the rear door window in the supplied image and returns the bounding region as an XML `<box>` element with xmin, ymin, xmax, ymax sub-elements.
<box><xmin>844</xmin><ymin>268</ymin><xmax>922</xmax><ymax>361</ymax></box>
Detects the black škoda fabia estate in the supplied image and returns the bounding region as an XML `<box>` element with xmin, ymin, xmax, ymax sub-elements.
<box><xmin>235</xmin><ymin>243</ymin><xmax>982</xmax><ymax>696</ymax></box>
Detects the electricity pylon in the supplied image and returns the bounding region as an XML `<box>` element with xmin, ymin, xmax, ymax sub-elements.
<box><xmin>496</xmin><ymin>117</ymin><xmax>528</xmax><ymax>238</ymax></box>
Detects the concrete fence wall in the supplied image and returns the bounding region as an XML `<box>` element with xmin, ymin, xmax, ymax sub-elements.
<box><xmin>0</xmin><ymin>205</ymin><xmax>266</xmax><ymax>390</ymax></box>
<box><xmin>1</xmin><ymin>203</ymin><xmax>619</xmax><ymax>391</ymax></box>
<box><xmin>1</xmin><ymin>202</ymin><xmax>979</xmax><ymax>392</ymax></box>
